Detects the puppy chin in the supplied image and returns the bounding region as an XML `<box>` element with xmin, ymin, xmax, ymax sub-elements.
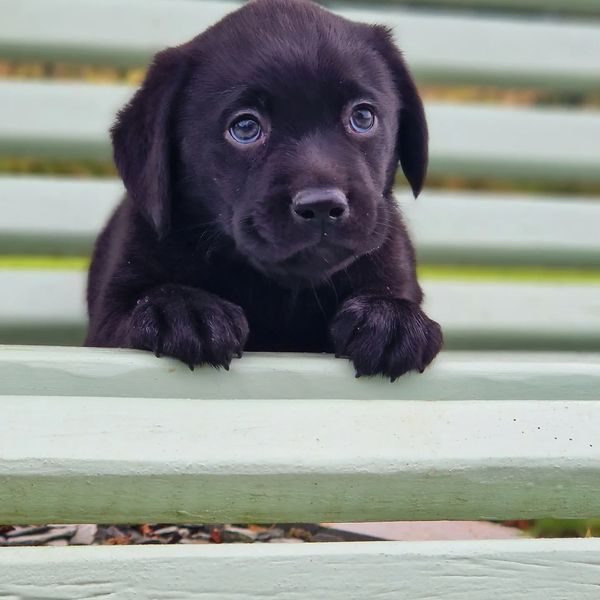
<box><xmin>240</xmin><ymin>242</ymin><xmax>355</xmax><ymax>286</ymax></box>
<box><xmin>234</xmin><ymin>213</ymin><xmax>390</xmax><ymax>286</ymax></box>
<box><xmin>276</xmin><ymin>225</ymin><xmax>390</xmax><ymax>285</ymax></box>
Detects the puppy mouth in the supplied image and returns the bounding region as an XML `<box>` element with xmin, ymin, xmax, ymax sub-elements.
<box><xmin>246</xmin><ymin>226</ymin><xmax>379</xmax><ymax>282</ymax></box>
<box><xmin>284</xmin><ymin>240</ymin><xmax>357</xmax><ymax>275</ymax></box>
<box><xmin>252</xmin><ymin>240</ymin><xmax>358</xmax><ymax>284</ymax></box>
<box><xmin>235</xmin><ymin>210</ymin><xmax>387</xmax><ymax>284</ymax></box>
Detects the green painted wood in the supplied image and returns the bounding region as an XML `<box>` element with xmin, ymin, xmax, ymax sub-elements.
<box><xmin>1</xmin><ymin>0</ymin><xmax>599</xmax><ymax>90</ymax></box>
<box><xmin>0</xmin><ymin>271</ymin><xmax>87</xmax><ymax>346</ymax></box>
<box><xmin>342</xmin><ymin>6</ymin><xmax>600</xmax><ymax>91</ymax></box>
<box><xmin>2</xmin><ymin>82</ymin><xmax>600</xmax><ymax>182</ymax></box>
<box><xmin>425</xmin><ymin>102</ymin><xmax>600</xmax><ymax>183</ymax></box>
<box><xmin>2</xmin><ymin>540</ymin><xmax>600</xmax><ymax>598</ymax></box>
<box><xmin>425</xmin><ymin>280</ymin><xmax>600</xmax><ymax>351</ymax></box>
<box><xmin>2</xmin><ymin>346</ymin><xmax>599</xmax><ymax>400</ymax></box>
<box><xmin>0</xmin><ymin>81</ymin><xmax>126</xmax><ymax>161</ymax></box>
<box><xmin>3</xmin><ymin>176</ymin><xmax>600</xmax><ymax>267</ymax></box>
<box><xmin>0</xmin><ymin>0</ymin><xmax>237</xmax><ymax>68</ymax></box>
<box><xmin>1</xmin><ymin>387</ymin><xmax>600</xmax><ymax>522</ymax></box>
<box><xmin>0</xmin><ymin>176</ymin><xmax>119</xmax><ymax>255</ymax></box>
<box><xmin>335</xmin><ymin>0</ymin><xmax>600</xmax><ymax>16</ymax></box>
<box><xmin>399</xmin><ymin>190</ymin><xmax>600</xmax><ymax>268</ymax></box>
<box><xmin>1</xmin><ymin>269</ymin><xmax>599</xmax><ymax>349</ymax></box>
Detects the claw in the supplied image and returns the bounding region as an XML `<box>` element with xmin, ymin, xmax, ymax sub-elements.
<box><xmin>188</xmin><ymin>363</ymin><xmax>195</xmax><ymax>372</ymax></box>
<box><xmin>390</xmin><ymin>376</ymin><xmax>398</xmax><ymax>383</ymax></box>
<box><xmin>223</xmin><ymin>363</ymin><xmax>230</xmax><ymax>371</ymax></box>
<box><xmin>355</xmin><ymin>371</ymin><xmax>362</xmax><ymax>379</ymax></box>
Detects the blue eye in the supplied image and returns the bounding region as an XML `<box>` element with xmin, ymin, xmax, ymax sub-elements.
<box><xmin>349</xmin><ymin>106</ymin><xmax>375</xmax><ymax>133</ymax></box>
<box><xmin>229</xmin><ymin>116</ymin><xmax>262</xmax><ymax>144</ymax></box>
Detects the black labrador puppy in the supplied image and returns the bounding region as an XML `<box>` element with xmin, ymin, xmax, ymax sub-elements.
<box><xmin>85</xmin><ymin>0</ymin><xmax>442</xmax><ymax>380</ymax></box>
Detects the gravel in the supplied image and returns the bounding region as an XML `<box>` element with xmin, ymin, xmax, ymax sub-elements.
<box><xmin>0</xmin><ymin>523</ymin><xmax>379</xmax><ymax>546</ymax></box>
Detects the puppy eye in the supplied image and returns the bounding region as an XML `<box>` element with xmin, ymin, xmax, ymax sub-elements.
<box><xmin>229</xmin><ymin>115</ymin><xmax>262</xmax><ymax>144</ymax></box>
<box><xmin>349</xmin><ymin>106</ymin><xmax>375</xmax><ymax>133</ymax></box>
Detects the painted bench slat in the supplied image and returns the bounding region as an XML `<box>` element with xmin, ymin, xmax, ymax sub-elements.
<box><xmin>1</xmin><ymin>270</ymin><xmax>599</xmax><ymax>349</ymax></box>
<box><xmin>399</xmin><ymin>190</ymin><xmax>600</xmax><ymax>267</ymax></box>
<box><xmin>353</xmin><ymin>0</ymin><xmax>600</xmax><ymax>16</ymax></box>
<box><xmin>344</xmin><ymin>6</ymin><xmax>600</xmax><ymax>91</ymax></box>
<box><xmin>0</xmin><ymin>176</ymin><xmax>120</xmax><ymax>255</ymax></box>
<box><xmin>1</xmin><ymin>389</ymin><xmax>600</xmax><ymax>522</ymax></box>
<box><xmin>426</xmin><ymin>280</ymin><xmax>600</xmax><ymax>350</ymax></box>
<box><xmin>2</xmin><ymin>540</ymin><xmax>600</xmax><ymax>599</ymax></box>
<box><xmin>1</xmin><ymin>0</ymin><xmax>599</xmax><ymax>90</ymax></box>
<box><xmin>2</xmin><ymin>175</ymin><xmax>600</xmax><ymax>266</ymax></box>
<box><xmin>2</xmin><ymin>82</ymin><xmax>600</xmax><ymax>182</ymax></box>
<box><xmin>2</xmin><ymin>346</ymin><xmax>599</xmax><ymax>400</ymax></box>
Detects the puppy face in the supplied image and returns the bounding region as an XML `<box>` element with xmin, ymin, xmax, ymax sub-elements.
<box><xmin>112</xmin><ymin>0</ymin><xmax>427</xmax><ymax>285</ymax></box>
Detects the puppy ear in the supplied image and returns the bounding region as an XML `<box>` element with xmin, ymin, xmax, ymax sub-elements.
<box><xmin>372</xmin><ymin>26</ymin><xmax>428</xmax><ymax>198</ymax></box>
<box><xmin>111</xmin><ymin>47</ymin><xmax>189</xmax><ymax>237</ymax></box>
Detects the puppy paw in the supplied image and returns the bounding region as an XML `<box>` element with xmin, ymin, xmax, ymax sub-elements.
<box><xmin>330</xmin><ymin>295</ymin><xmax>442</xmax><ymax>381</ymax></box>
<box><xmin>129</xmin><ymin>285</ymin><xmax>249</xmax><ymax>370</ymax></box>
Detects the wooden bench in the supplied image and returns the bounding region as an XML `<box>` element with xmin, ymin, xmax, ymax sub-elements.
<box><xmin>2</xmin><ymin>348</ymin><xmax>600</xmax><ymax>595</ymax></box>
<box><xmin>1</xmin><ymin>0</ymin><xmax>600</xmax><ymax>596</ymax></box>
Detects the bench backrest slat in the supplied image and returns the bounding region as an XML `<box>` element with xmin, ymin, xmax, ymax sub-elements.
<box><xmin>1</xmin><ymin>270</ymin><xmax>600</xmax><ymax>349</ymax></box>
<box><xmin>3</xmin><ymin>176</ymin><xmax>600</xmax><ymax>266</ymax></box>
<box><xmin>3</xmin><ymin>81</ymin><xmax>600</xmax><ymax>182</ymax></box>
<box><xmin>2</xmin><ymin>1</ymin><xmax>600</xmax><ymax>90</ymax></box>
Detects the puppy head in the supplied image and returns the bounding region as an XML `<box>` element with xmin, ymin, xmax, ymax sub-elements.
<box><xmin>112</xmin><ymin>0</ymin><xmax>427</xmax><ymax>284</ymax></box>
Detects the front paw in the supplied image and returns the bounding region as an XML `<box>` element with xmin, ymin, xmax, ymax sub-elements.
<box><xmin>129</xmin><ymin>285</ymin><xmax>249</xmax><ymax>370</ymax></box>
<box><xmin>330</xmin><ymin>295</ymin><xmax>442</xmax><ymax>381</ymax></box>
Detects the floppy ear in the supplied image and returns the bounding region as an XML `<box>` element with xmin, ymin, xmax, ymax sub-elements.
<box><xmin>111</xmin><ymin>47</ymin><xmax>189</xmax><ymax>237</ymax></box>
<box><xmin>371</xmin><ymin>26</ymin><xmax>428</xmax><ymax>198</ymax></box>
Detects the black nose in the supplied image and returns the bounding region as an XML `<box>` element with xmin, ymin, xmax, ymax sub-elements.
<box><xmin>292</xmin><ymin>188</ymin><xmax>349</xmax><ymax>224</ymax></box>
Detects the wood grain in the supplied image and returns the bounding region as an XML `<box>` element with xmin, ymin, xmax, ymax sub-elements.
<box><xmin>1</xmin><ymin>351</ymin><xmax>599</xmax><ymax>523</ymax></box>
<box><xmin>2</xmin><ymin>540</ymin><xmax>600</xmax><ymax>599</ymax></box>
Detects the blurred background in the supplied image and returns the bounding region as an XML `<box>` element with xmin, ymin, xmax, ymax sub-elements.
<box><xmin>0</xmin><ymin>0</ymin><xmax>599</xmax><ymax>540</ymax></box>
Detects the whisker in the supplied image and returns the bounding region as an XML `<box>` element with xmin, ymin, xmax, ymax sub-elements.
<box><xmin>325</xmin><ymin>275</ymin><xmax>339</xmax><ymax>305</ymax></box>
<box><xmin>311</xmin><ymin>284</ymin><xmax>327</xmax><ymax>319</ymax></box>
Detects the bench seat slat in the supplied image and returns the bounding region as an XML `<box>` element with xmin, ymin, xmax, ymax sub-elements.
<box><xmin>1</xmin><ymin>389</ymin><xmax>600</xmax><ymax>522</ymax></box>
<box><xmin>1</xmin><ymin>0</ymin><xmax>599</xmax><ymax>90</ymax></box>
<box><xmin>1</xmin><ymin>346</ymin><xmax>599</xmax><ymax>400</ymax></box>
<box><xmin>2</xmin><ymin>81</ymin><xmax>600</xmax><ymax>182</ymax></box>
<box><xmin>2</xmin><ymin>176</ymin><xmax>600</xmax><ymax>266</ymax></box>
<box><xmin>2</xmin><ymin>541</ymin><xmax>600</xmax><ymax>599</ymax></box>
<box><xmin>1</xmin><ymin>270</ymin><xmax>599</xmax><ymax>349</ymax></box>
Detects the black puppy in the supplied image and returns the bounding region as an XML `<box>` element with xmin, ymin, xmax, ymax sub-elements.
<box><xmin>85</xmin><ymin>0</ymin><xmax>442</xmax><ymax>380</ymax></box>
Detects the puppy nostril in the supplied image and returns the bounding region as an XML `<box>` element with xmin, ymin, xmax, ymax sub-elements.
<box><xmin>296</xmin><ymin>208</ymin><xmax>315</xmax><ymax>220</ymax></box>
<box><xmin>329</xmin><ymin>206</ymin><xmax>346</xmax><ymax>219</ymax></box>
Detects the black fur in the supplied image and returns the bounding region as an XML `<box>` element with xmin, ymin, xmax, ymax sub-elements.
<box><xmin>85</xmin><ymin>0</ymin><xmax>443</xmax><ymax>379</ymax></box>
